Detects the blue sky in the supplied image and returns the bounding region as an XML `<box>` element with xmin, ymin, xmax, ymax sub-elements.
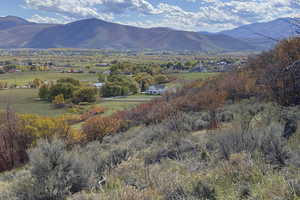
<box><xmin>1</xmin><ymin>0</ymin><xmax>300</xmax><ymax>32</ymax></box>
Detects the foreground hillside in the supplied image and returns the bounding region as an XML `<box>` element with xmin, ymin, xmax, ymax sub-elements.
<box><xmin>2</xmin><ymin>101</ymin><xmax>300</xmax><ymax>200</ymax></box>
<box><xmin>1</xmin><ymin>38</ymin><xmax>300</xmax><ymax>200</ymax></box>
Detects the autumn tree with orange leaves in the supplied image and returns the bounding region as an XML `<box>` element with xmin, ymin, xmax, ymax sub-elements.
<box><xmin>82</xmin><ymin>116</ymin><xmax>122</xmax><ymax>142</ymax></box>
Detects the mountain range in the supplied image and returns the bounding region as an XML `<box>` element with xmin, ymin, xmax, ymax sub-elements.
<box><xmin>0</xmin><ymin>16</ymin><xmax>298</xmax><ymax>52</ymax></box>
<box><xmin>219</xmin><ymin>18</ymin><xmax>300</xmax><ymax>50</ymax></box>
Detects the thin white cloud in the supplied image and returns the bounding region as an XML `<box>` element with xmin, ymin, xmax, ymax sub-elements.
<box><xmin>28</xmin><ymin>14</ymin><xmax>75</xmax><ymax>24</ymax></box>
<box><xmin>24</xmin><ymin>0</ymin><xmax>113</xmax><ymax>20</ymax></box>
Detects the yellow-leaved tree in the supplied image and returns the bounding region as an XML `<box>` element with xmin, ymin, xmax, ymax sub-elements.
<box><xmin>19</xmin><ymin>114</ymin><xmax>83</xmax><ymax>145</ymax></box>
<box><xmin>52</xmin><ymin>94</ymin><xmax>65</xmax><ymax>108</ymax></box>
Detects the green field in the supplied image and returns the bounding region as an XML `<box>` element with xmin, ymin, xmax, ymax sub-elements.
<box><xmin>0</xmin><ymin>89</ymin><xmax>67</xmax><ymax>116</ymax></box>
<box><xmin>166</xmin><ymin>72</ymin><xmax>219</xmax><ymax>88</ymax></box>
<box><xmin>0</xmin><ymin>71</ymin><xmax>98</xmax><ymax>86</ymax></box>
<box><xmin>97</xmin><ymin>101</ymin><xmax>140</xmax><ymax>116</ymax></box>
<box><xmin>0</xmin><ymin>89</ymin><xmax>151</xmax><ymax>117</ymax></box>
<box><xmin>0</xmin><ymin>71</ymin><xmax>218</xmax><ymax>86</ymax></box>
<box><xmin>172</xmin><ymin>72</ymin><xmax>219</xmax><ymax>80</ymax></box>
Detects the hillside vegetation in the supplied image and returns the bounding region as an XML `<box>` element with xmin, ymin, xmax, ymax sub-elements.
<box><xmin>1</xmin><ymin>38</ymin><xmax>300</xmax><ymax>200</ymax></box>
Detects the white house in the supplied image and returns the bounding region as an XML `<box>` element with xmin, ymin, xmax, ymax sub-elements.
<box><xmin>146</xmin><ymin>85</ymin><xmax>166</xmax><ymax>95</ymax></box>
<box><xmin>93</xmin><ymin>82</ymin><xmax>105</xmax><ymax>88</ymax></box>
<box><xmin>103</xmin><ymin>70</ymin><xmax>111</xmax><ymax>75</ymax></box>
<box><xmin>96</xmin><ymin>63</ymin><xmax>110</xmax><ymax>67</ymax></box>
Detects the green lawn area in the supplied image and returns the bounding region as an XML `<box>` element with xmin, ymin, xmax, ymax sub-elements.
<box><xmin>0</xmin><ymin>89</ymin><xmax>152</xmax><ymax>117</ymax></box>
<box><xmin>108</xmin><ymin>94</ymin><xmax>157</xmax><ymax>100</ymax></box>
<box><xmin>166</xmin><ymin>72</ymin><xmax>220</xmax><ymax>88</ymax></box>
<box><xmin>0</xmin><ymin>72</ymin><xmax>218</xmax><ymax>87</ymax></box>
<box><xmin>98</xmin><ymin>101</ymin><xmax>139</xmax><ymax>116</ymax></box>
<box><xmin>133</xmin><ymin>94</ymin><xmax>158</xmax><ymax>98</ymax></box>
<box><xmin>0</xmin><ymin>71</ymin><xmax>98</xmax><ymax>86</ymax></box>
<box><xmin>89</xmin><ymin>95</ymin><xmax>156</xmax><ymax>116</ymax></box>
<box><xmin>0</xmin><ymin>89</ymin><xmax>67</xmax><ymax>116</ymax></box>
<box><xmin>171</xmin><ymin>72</ymin><xmax>219</xmax><ymax>80</ymax></box>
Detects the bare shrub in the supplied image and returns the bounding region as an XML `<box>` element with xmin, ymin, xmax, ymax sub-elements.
<box><xmin>283</xmin><ymin>119</ymin><xmax>298</xmax><ymax>139</ymax></box>
<box><xmin>105</xmin><ymin>148</ymin><xmax>131</xmax><ymax>170</ymax></box>
<box><xmin>217</xmin><ymin>110</ymin><xmax>234</xmax><ymax>123</ymax></box>
<box><xmin>288</xmin><ymin>179</ymin><xmax>300</xmax><ymax>197</ymax></box>
<box><xmin>162</xmin><ymin>112</ymin><xmax>195</xmax><ymax>133</ymax></box>
<box><xmin>68</xmin><ymin>192</ymin><xmax>98</xmax><ymax>200</ymax></box>
<box><xmin>144</xmin><ymin>139</ymin><xmax>198</xmax><ymax>165</ymax></box>
<box><xmin>192</xmin><ymin>181</ymin><xmax>217</xmax><ymax>200</ymax></box>
<box><xmin>165</xmin><ymin>185</ymin><xmax>189</xmax><ymax>200</ymax></box>
<box><xmin>117</xmin><ymin>99</ymin><xmax>176</xmax><ymax>126</ymax></box>
<box><xmin>238</xmin><ymin>184</ymin><xmax>252</xmax><ymax>199</ymax></box>
<box><xmin>215</xmin><ymin>129</ymin><xmax>262</xmax><ymax>160</ymax></box>
<box><xmin>260</xmin><ymin>133</ymin><xmax>290</xmax><ymax>166</ymax></box>
<box><xmin>33</xmin><ymin>140</ymin><xmax>88</xmax><ymax>197</ymax></box>
<box><xmin>71</xmin><ymin>142</ymin><xmax>131</xmax><ymax>189</ymax></box>
<box><xmin>164</xmin><ymin>181</ymin><xmax>216</xmax><ymax>200</ymax></box>
<box><xmin>193</xmin><ymin>119</ymin><xmax>210</xmax><ymax>130</ymax></box>
<box><xmin>214</xmin><ymin>124</ymin><xmax>291</xmax><ymax>167</ymax></box>
<box><xmin>0</xmin><ymin>108</ymin><xmax>29</xmax><ymax>172</ymax></box>
<box><xmin>10</xmin><ymin>139</ymin><xmax>90</xmax><ymax>200</ymax></box>
<box><xmin>9</xmin><ymin>141</ymin><xmax>130</xmax><ymax>200</ymax></box>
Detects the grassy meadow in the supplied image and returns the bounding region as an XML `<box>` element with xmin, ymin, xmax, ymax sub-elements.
<box><xmin>0</xmin><ymin>89</ymin><xmax>67</xmax><ymax>116</ymax></box>
<box><xmin>0</xmin><ymin>71</ymin><xmax>99</xmax><ymax>86</ymax></box>
<box><xmin>172</xmin><ymin>72</ymin><xmax>219</xmax><ymax>80</ymax></box>
<box><xmin>0</xmin><ymin>88</ymin><xmax>153</xmax><ymax>116</ymax></box>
